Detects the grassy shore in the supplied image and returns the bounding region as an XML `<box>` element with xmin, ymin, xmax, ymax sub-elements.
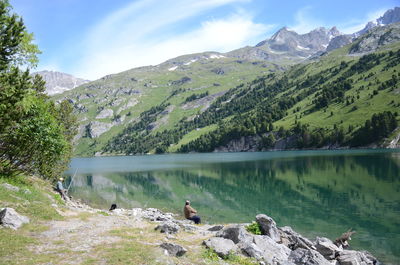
<box><xmin>0</xmin><ymin>175</ymin><xmax>258</xmax><ymax>265</ymax></box>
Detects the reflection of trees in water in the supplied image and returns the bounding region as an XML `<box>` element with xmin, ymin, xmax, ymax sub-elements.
<box><xmin>352</xmin><ymin>154</ymin><xmax>400</xmax><ymax>181</ymax></box>
<box><xmin>123</xmin><ymin>172</ymin><xmax>173</xmax><ymax>202</ymax></box>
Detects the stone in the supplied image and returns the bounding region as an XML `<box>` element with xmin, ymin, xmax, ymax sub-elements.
<box><xmin>208</xmin><ymin>225</ymin><xmax>224</xmax><ymax>231</ymax></box>
<box><xmin>0</xmin><ymin>208</ymin><xmax>29</xmax><ymax>230</ymax></box>
<box><xmin>216</xmin><ymin>224</ymin><xmax>253</xmax><ymax>244</ymax></box>
<box><xmin>337</xmin><ymin>250</ymin><xmax>376</xmax><ymax>265</ymax></box>
<box><xmin>142</xmin><ymin>208</ymin><xmax>174</xmax><ymax>222</ymax></box>
<box><xmin>256</xmin><ymin>214</ymin><xmax>281</xmax><ymax>242</ymax></box>
<box><xmin>1</xmin><ymin>183</ymin><xmax>19</xmax><ymax>192</ymax></box>
<box><xmin>155</xmin><ymin>221</ymin><xmax>180</xmax><ymax>234</ymax></box>
<box><xmin>160</xmin><ymin>242</ymin><xmax>187</xmax><ymax>257</ymax></box>
<box><xmin>86</xmin><ymin>121</ymin><xmax>113</xmax><ymax>138</ymax></box>
<box><xmin>279</xmin><ymin>226</ymin><xmax>315</xmax><ymax>250</ymax></box>
<box><xmin>315</xmin><ymin>237</ymin><xmax>341</xmax><ymax>260</ymax></box>
<box><xmin>96</xmin><ymin>108</ymin><xmax>114</xmax><ymax>119</ymax></box>
<box><xmin>203</xmin><ymin>237</ymin><xmax>238</xmax><ymax>258</ymax></box>
<box><xmin>287</xmin><ymin>248</ymin><xmax>331</xmax><ymax>265</ymax></box>
<box><xmin>182</xmin><ymin>224</ymin><xmax>198</xmax><ymax>232</ymax></box>
<box><xmin>238</xmin><ymin>235</ymin><xmax>291</xmax><ymax>264</ymax></box>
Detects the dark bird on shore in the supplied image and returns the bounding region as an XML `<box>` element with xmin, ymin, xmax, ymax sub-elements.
<box><xmin>335</xmin><ymin>229</ymin><xmax>356</xmax><ymax>248</ymax></box>
<box><xmin>109</xmin><ymin>203</ymin><xmax>117</xmax><ymax>211</ymax></box>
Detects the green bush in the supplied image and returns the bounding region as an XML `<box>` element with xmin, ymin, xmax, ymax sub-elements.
<box><xmin>246</xmin><ymin>221</ymin><xmax>262</xmax><ymax>235</ymax></box>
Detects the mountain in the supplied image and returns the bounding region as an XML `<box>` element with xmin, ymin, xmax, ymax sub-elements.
<box><xmin>355</xmin><ymin>7</ymin><xmax>400</xmax><ymax>37</ymax></box>
<box><xmin>33</xmin><ymin>70</ymin><xmax>90</xmax><ymax>96</ymax></box>
<box><xmin>227</xmin><ymin>26</ymin><xmax>341</xmax><ymax>62</ymax></box>
<box><xmin>326</xmin><ymin>7</ymin><xmax>400</xmax><ymax>53</ymax></box>
<box><xmin>51</xmin><ymin>8</ymin><xmax>400</xmax><ymax>156</ymax></box>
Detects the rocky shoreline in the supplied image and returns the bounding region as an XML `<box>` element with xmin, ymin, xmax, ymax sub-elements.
<box><xmin>0</xmin><ymin>181</ymin><xmax>381</xmax><ymax>265</ymax></box>
<box><xmin>68</xmin><ymin>200</ymin><xmax>380</xmax><ymax>265</ymax></box>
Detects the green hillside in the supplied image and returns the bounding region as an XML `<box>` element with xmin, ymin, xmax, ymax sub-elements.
<box><xmin>55</xmin><ymin>23</ymin><xmax>400</xmax><ymax>156</ymax></box>
<box><xmin>104</xmin><ymin>31</ymin><xmax>400</xmax><ymax>155</ymax></box>
<box><xmin>53</xmin><ymin>52</ymin><xmax>289</xmax><ymax>156</ymax></box>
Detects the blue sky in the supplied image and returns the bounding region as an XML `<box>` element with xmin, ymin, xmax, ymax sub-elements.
<box><xmin>10</xmin><ymin>0</ymin><xmax>399</xmax><ymax>80</ymax></box>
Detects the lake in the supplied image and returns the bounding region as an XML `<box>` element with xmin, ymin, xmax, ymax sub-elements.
<box><xmin>65</xmin><ymin>149</ymin><xmax>400</xmax><ymax>264</ymax></box>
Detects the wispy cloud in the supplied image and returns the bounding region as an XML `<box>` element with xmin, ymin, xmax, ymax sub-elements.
<box><xmin>71</xmin><ymin>0</ymin><xmax>271</xmax><ymax>80</ymax></box>
<box><xmin>339</xmin><ymin>8</ymin><xmax>388</xmax><ymax>34</ymax></box>
<box><xmin>289</xmin><ymin>6</ymin><xmax>324</xmax><ymax>34</ymax></box>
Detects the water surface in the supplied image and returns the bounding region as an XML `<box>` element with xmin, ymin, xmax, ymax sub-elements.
<box><xmin>66</xmin><ymin>149</ymin><xmax>400</xmax><ymax>264</ymax></box>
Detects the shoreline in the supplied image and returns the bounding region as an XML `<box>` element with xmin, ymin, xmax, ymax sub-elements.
<box><xmin>63</xmin><ymin>198</ymin><xmax>382</xmax><ymax>265</ymax></box>
<box><xmin>0</xmin><ymin>179</ymin><xmax>386</xmax><ymax>264</ymax></box>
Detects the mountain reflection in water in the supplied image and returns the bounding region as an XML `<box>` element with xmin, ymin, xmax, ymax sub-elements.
<box><xmin>66</xmin><ymin>150</ymin><xmax>400</xmax><ymax>264</ymax></box>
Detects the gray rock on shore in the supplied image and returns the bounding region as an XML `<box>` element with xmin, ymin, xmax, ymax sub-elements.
<box><xmin>337</xmin><ymin>250</ymin><xmax>376</xmax><ymax>265</ymax></box>
<box><xmin>287</xmin><ymin>248</ymin><xmax>331</xmax><ymax>265</ymax></box>
<box><xmin>160</xmin><ymin>242</ymin><xmax>187</xmax><ymax>257</ymax></box>
<box><xmin>315</xmin><ymin>237</ymin><xmax>341</xmax><ymax>260</ymax></box>
<box><xmin>0</xmin><ymin>207</ymin><xmax>30</xmax><ymax>230</ymax></box>
<box><xmin>155</xmin><ymin>221</ymin><xmax>180</xmax><ymax>234</ymax></box>
<box><xmin>203</xmin><ymin>237</ymin><xmax>238</xmax><ymax>258</ymax></box>
<box><xmin>256</xmin><ymin>214</ymin><xmax>281</xmax><ymax>243</ymax></box>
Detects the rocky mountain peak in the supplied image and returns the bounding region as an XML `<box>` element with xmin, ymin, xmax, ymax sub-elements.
<box><xmin>328</xmin><ymin>26</ymin><xmax>341</xmax><ymax>37</ymax></box>
<box><xmin>33</xmin><ymin>70</ymin><xmax>90</xmax><ymax>96</ymax></box>
<box><xmin>355</xmin><ymin>6</ymin><xmax>400</xmax><ymax>37</ymax></box>
<box><xmin>378</xmin><ymin>7</ymin><xmax>400</xmax><ymax>25</ymax></box>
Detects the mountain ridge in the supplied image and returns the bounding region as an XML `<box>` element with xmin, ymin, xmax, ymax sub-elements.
<box><xmin>49</xmin><ymin>7</ymin><xmax>400</xmax><ymax>156</ymax></box>
<box><xmin>33</xmin><ymin>70</ymin><xmax>90</xmax><ymax>96</ymax></box>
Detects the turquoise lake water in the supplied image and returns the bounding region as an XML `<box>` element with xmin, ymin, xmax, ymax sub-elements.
<box><xmin>66</xmin><ymin>149</ymin><xmax>400</xmax><ymax>264</ymax></box>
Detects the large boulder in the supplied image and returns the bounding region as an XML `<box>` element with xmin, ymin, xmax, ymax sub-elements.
<box><xmin>287</xmin><ymin>248</ymin><xmax>331</xmax><ymax>265</ymax></box>
<box><xmin>203</xmin><ymin>237</ymin><xmax>238</xmax><ymax>258</ymax></box>
<box><xmin>239</xmin><ymin>235</ymin><xmax>291</xmax><ymax>265</ymax></box>
<box><xmin>256</xmin><ymin>214</ymin><xmax>281</xmax><ymax>242</ymax></box>
<box><xmin>155</xmin><ymin>221</ymin><xmax>180</xmax><ymax>234</ymax></box>
<box><xmin>0</xmin><ymin>208</ymin><xmax>29</xmax><ymax>230</ymax></box>
<box><xmin>337</xmin><ymin>250</ymin><xmax>376</xmax><ymax>265</ymax></box>
<box><xmin>160</xmin><ymin>242</ymin><xmax>187</xmax><ymax>257</ymax></box>
<box><xmin>315</xmin><ymin>237</ymin><xmax>341</xmax><ymax>260</ymax></box>
<box><xmin>216</xmin><ymin>224</ymin><xmax>253</xmax><ymax>244</ymax></box>
<box><xmin>279</xmin><ymin>226</ymin><xmax>315</xmax><ymax>250</ymax></box>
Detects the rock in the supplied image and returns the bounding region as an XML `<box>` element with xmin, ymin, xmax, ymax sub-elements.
<box><xmin>1</xmin><ymin>183</ymin><xmax>19</xmax><ymax>192</ymax></box>
<box><xmin>142</xmin><ymin>208</ymin><xmax>174</xmax><ymax>222</ymax></box>
<box><xmin>160</xmin><ymin>242</ymin><xmax>187</xmax><ymax>257</ymax></box>
<box><xmin>337</xmin><ymin>250</ymin><xmax>376</xmax><ymax>265</ymax></box>
<box><xmin>0</xmin><ymin>208</ymin><xmax>29</xmax><ymax>230</ymax></box>
<box><xmin>182</xmin><ymin>224</ymin><xmax>198</xmax><ymax>232</ymax></box>
<box><xmin>287</xmin><ymin>248</ymin><xmax>331</xmax><ymax>265</ymax></box>
<box><xmin>359</xmin><ymin>251</ymin><xmax>379</xmax><ymax>265</ymax></box>
<box><xmin>96</xmin><ymin>108</ymin><xmax>114</xmax><ymax>119</ymax></box>
<box><xmin>208</xmin><ymin>225</ymin><xmax>224</xmax><ymax>231</ymax></box>
<box><xmin>279</xmin><ymin>226</ymin><xmax>315</xmax><ymax>250</ymax></box>
<box><xmin>203</xmin><ymin>237</ymin><xmax>238</xmax><ymax>258</ymax></box>
<box><xmin>256</xmin><ymin>214</ymin><xmax>281</xmax><ymax>242</ymax></box>
<box><xmin>155</xmin><ymin>221</ymin><xmax>180</xmax><ymax>234</ymax></box>
<box><xmin>315</xmin><ymin>237</ymin><xmax>341</xmax><ymax>260</ymax></box>
<box><xmin>239</xmin><ymin>235</ymin><xmax>291</xmax><ymax>265</ymax></box>
<box><xmin>216</xmin><ymin>224</ymin><xmax>253</xmax><ymax>244</ymax></box>
<box><xmin>86</xmin><ymin>121</ymin><xmax>113</xmax><ymax>138</ymax></box>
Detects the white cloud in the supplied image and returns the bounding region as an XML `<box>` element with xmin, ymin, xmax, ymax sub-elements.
<box><xmin>339</xmin><ymin>8</ymin><xmax>388</xmax><ymax>34</ymax></box>
<box><xmin>70</xmin><ymin>0</ymin><xmax>271</xmax><ymax>80</ymax></box>
<box><xmin>289</xmin><ymin>6</ymin><xmax>324</xmax><ymax>34</ymax></box>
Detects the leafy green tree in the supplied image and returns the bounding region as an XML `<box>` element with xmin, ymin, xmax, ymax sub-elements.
<box><xmin>0</xmin><ymin>1</ymin><xmax>76</xmax><ymax>179</ymax></box>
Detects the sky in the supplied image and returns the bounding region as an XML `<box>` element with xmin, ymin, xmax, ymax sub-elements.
<box><xmin>10</xmin><ymin>0</ymin><xmax>399</xmax><ymax>80</ymax></box>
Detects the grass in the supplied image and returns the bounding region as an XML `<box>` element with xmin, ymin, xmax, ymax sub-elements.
<box><xmin>246</xmin><ymin>222</ymin><xmax>262</xmax><ymax>235</ymax></box>
<box><xmin>0</xmin><ymin>174</ymin><xmax>66</xmax><ymax>265</ymax></box>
